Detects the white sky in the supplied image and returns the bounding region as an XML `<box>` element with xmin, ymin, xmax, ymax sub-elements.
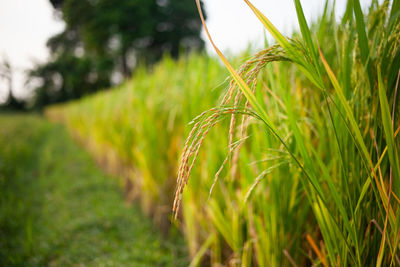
<box><xmin>203</xmin><ymin>0</ymin><xmax>338</xmax><ymax>54</ymax></box>
<box><xmin>0</xmin><ymin>0</ymin><xmax>64</xmax><ymax>102</ymax></box>
<box><xmin>0</xmin><ymin>0</ymin><xmax>377</xmax><ymax>102</ymax></box>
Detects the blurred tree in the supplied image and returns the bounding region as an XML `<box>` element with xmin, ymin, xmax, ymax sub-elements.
<box><xmin>28</xmin><ymin>0</ymin><xmax>205</xmax><ymax>108</ymax></box>
<box><xmin>51</xmin><ymin>0</ymin><xmax>205</xmax><ymax>76</ymax></box>
<box><xmin>28</xmin><ymin>26</ymin><xmax>113</xmax><ymax>108</ymax></box>
<box><xmin>0</xmin><ymin>59</ymin><xmax>25</xmax><ymax>110</ymax></box>
<box><xmin>28</xmin><ymin>55</ymin><xmax>112</xmax><ymax>108</ymax></box>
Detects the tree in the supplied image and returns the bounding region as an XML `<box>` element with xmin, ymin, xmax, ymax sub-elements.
<box><xmin>28</xmin><ymin>0</ymin><xmax>206</xmax><ymax>107</ymax></box>
<box><xmin>0</xmin><ymin>59</ymin><xmax>25</xmax><ymax>110</ymax></box>
<box><xmin>28</xmin><ymin>53</ymin><xmax>112</xmax><ymax>107</ymax></box>
<box><xmin>52</xmin><ymin>0</ymin><xmax>205</xmax><ymax>76</ymax></box>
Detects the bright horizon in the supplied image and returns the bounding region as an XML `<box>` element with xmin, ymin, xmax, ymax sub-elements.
<box><xmin>0</xmin><ymin>0</ymin><xmax>377</xmax><ymax>102</ymax></box>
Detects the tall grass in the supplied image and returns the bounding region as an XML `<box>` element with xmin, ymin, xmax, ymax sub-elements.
<box><xmin>47</xmin><ymin>0</ymin><xmax>400</xmax><ymax>265</ymax></box>
<box><xmin>46</xmin><ymin>54</ymin><xmax>230</xmax><ymax>231</ymax></box>
<box><xmin>174</xmin><ymin>0</ymin><xmax>400</xmax><ymax>265</ymax></box>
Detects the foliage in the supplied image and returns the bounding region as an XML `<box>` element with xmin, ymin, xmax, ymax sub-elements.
<box><xmin>54</xmin><ymin>0</ymin><xmax>206</xmax><ymax>68</ymax></box>
<box><xmin>46</xmin><ymin>0</ymin><xmax>400</xmax><ymax>266</ymax></box>
<box><xmin>0</xmin><ymin>114</ymin><xmax>187</xmax><ymax>266</ymax></box>
<box><xmin>28</xmin><ymin>53</ymin><xmax>112</xmax><ymax>107</ymax></box>
<box><xmin>0</xmin><ymin>59</ymin><xmax>26</xmax><ymax>110</ymax></box>
<box><xmin>27</xmin><ymin>0</ymin><xmax>206</xmax><ymax>109</ymax></box>
<box><xmin>46</xmin><ymin>54</ymin><xmax>229</xmax><ymax>233</ymax></box>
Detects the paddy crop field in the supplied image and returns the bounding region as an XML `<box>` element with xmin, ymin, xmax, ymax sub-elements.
<box><xmin>0</xmin><ymin>114</ymin><xmax>187</xmax><ymax>266</ymax></box>
<box><xmin>1</xmin><ymin>0</ymin><xmax>400</xmax><ymax>266</ymax></box>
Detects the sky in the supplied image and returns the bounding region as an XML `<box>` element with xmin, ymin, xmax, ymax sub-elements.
<box><xmin>0</xmin><ymin>0</ymin><xmax>376</xmax><ymax>102</ymax></box>
<box><xmin>0</xmin><ymin>0</ymin><xmax>64</xmax><ymax>102</ymax></box>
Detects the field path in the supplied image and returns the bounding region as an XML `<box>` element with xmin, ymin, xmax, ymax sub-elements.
<box><xmin>0</xmin><ymin>114</ymin><xmax>187</xmax><ymax>266</ymax></box>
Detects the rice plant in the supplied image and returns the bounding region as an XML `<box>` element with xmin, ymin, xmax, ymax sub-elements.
<box><xmin>47</xmin><ymin>0</ymin><xmax>400</xmax><ymax>266</ymax></box>
<box><xmin>173</xmin><ymin>0</ymin><xmax>400</xmax><ymax>266</ymax></box>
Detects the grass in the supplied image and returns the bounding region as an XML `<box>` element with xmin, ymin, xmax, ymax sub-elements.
<box><xmin>0</xmin><ymin>113</ymin><xmax>188</xmax><ymax>266</ymax></box>
<box><xmin>45</xmin><ymin>53</ymin><xmax>234</xmax><ymax>261</ymax></box>
<box><xmin>176</xmin><ymin>0</ymin><xmax>400</xmax><ymax>265</ymax></box>
<box><xmin>45</xmin><ymin>0</ymin><xmax>400</xmax><ymax>266</ymax></box>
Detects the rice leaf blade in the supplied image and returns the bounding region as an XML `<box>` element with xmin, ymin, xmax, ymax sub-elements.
<box><xmin>378</xmin><ymin>68</ymin><xmax>400</xmax><ymax>195</ymax></box>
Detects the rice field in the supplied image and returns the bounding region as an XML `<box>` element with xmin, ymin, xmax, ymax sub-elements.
<box><xmin>46</xmin><ymin>0</ymin><xmax>400</xmax><ymax>266</ymax></box>
<box><xmin>0</xmin><ymin>114</ymin><xmax>187</xmax><ymax>266</ymax></box>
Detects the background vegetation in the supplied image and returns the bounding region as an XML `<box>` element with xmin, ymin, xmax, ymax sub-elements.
<box><xmin>47</xmin><ymin>0</ymin><xmax>400</xmax><ymax>265</ymax></box>
<box><xmin>2</xmin><ymin>0</ymin><xmax>399</xmax><ymax>266</ymax></box>
<box><xmin>0</xmin><ymin>114</ymin><xmax>187</xmax><ymax>266</ymax></box>
<box><xmin>1</xmin><ymin>0</ymin><xmax>205</xmax><ymax>109</ymax></box>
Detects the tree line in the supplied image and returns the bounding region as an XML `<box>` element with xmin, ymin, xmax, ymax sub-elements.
<box><xmin>1</xmin><ymin>0</ymin><xmax>205</xmax><ymax>110</ymax></box>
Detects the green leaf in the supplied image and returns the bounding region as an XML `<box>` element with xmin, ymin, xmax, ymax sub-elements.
<box><xmin>244</xmin><ymin>0</ymin><xmax>324</xmax><ymax>88</ymax></box>
<box><xmin>389</xmin><ymin>0</ymin><xmax>400</xmax><ymax>29</ymax></box>
<box><xmin>378</xmin><ymin>68</ymin><xmax>400</xmax><ymax>196</ymax></box>
<box><xmin>353</xmin><ymin>0</ymin><xmax>373</xmax><ymax>87</ymax></box>
<box><xmin>318</xmin><ymin>47</ymin><xmax>375</xmax><ymax>175</ymax></box>
<box><xmin>195</xmin><ymin>0</ymin><xmax>277</xmax><ymax>133</ymax></box>
<box><xmin>293</xmin><ymin>0</ymin><xmax>320</xmax><ymax>72</ymax></box>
